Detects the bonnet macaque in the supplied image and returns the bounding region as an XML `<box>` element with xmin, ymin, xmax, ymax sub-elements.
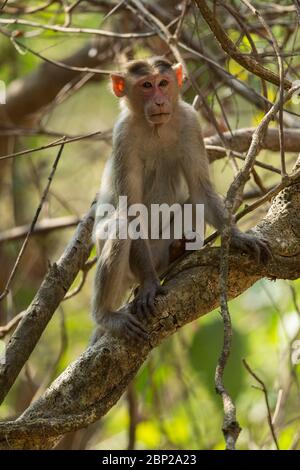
<box><xmin>92</xmin><ymin>57</ymin><xmax>270</xmax><ymax>340</ymax></box>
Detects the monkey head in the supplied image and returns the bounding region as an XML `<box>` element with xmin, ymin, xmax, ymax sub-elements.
<box><xmin>110</xmin><ymin>57</ymin><xmax>183</xmax><ymax>126</ymax></box>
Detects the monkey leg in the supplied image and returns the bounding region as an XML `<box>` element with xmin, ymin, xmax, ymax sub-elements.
<box><xmin>92</xmin><ymin>237</ymin><xmax>148</xmax><ymax>341</ymax></box>
<box><xmin>150</xmin><ymin>208</ymin><xmax>188</xmax><ymax>274</ymax></box>
<box><xmin>150</xmin><ymin>238</ymin><xmax>173</xmax><ymax>274</ymax></box>
<box><xmin>128</xmin><ymin>236</ymin><xmax>169</xmax><ymax>320</ymax></box>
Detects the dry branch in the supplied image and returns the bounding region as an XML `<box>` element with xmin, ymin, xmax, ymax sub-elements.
<box><xmin>0</xmin><ymin>171</ymin><xmax>300</xmax><ymax>448</ymax></box>
<box><xmin>194</xmin><ymin>0</ymin><xmax>292</xmax><ymax>89</ymax></box>
<box><xmin>0</xmin><ymin>202</ymin><xmax>96</xmax><ymax>406</ymax></box>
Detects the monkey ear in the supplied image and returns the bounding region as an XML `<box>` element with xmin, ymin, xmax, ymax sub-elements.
<box><xmin>111</xmin><ymin>74</ymin><xmax>126</xmax><ymax>97</ymax></box>
<box><xmin>173</xmin><ymin>63</ymin><xmax>183</xmax><ymax>88</ymax></box>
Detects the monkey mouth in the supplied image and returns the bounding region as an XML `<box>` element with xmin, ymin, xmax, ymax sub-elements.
<box><xmin>150</xmin><ymin>113</ymin><xmax>170</xmax><ymax>117</ymax></box>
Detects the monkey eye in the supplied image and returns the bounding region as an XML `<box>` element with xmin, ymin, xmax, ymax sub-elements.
<box><xmin>159</xmin><ymin>79</ymin><xmax>169</xmax><ymax>87</ymax></box>
<box><xmin>142</xmin><ymin>81</ymin><xmax>152</xmax><ymax>88</ymax></box>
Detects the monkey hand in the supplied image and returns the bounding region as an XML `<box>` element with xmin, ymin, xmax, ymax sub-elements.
<box><xmin>132</xmin><ymin>278</ymin><xmax>167</xmax><ymax>319</ymax></box>
<box><xmin>230</xmin><ymin>228</ymin><xmax>272</xmax><ymax>263</ymax></box>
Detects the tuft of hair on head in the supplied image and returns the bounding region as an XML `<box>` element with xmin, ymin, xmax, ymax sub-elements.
<box><xmin>148</xmin><ymin>57</ymin><xmax>173</xmax><ymax>73</ymax></box>
<box><xmin>125</xmin><ymin>57</ymin><xmax>173</xmax><ymax>78</ymax></box>
<box><xmin>125</xmin><ymin>60</ymin><xmax>152</xmax><ymax>77</ymax></box>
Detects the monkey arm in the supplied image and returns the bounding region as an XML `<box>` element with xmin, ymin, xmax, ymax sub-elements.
<box><xmin>180</xmin><ymin>117</ymin><xmax>228</xmax><ymax>231</ymax></box>
<box><xmin>182</xmin><ymin>120</ymin><xmax>271</xmax><ymax>262</ymax></box>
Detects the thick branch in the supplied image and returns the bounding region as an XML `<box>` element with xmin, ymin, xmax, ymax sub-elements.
<box><xmin>205</xmin><ymin>127</ymin><xmax>300</xmax><ymax>156</ymax></box>
<box><xmin>0</xmin><ymin>203</ymin><xmax>95</xmax><ymax>406</ymax></box>
<box><xmin>0</xmin><ymin>174</ymin><xmax>300</xmax><ymax>449</ymax></box>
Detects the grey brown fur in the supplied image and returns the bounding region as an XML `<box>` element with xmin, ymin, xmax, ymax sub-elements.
<box><xmin>92</xmin><ymin>58</ymin><xmax>270</xmax><ymax>341</ymax></box>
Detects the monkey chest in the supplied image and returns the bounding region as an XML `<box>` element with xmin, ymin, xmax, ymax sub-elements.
<box><xmin>142</xmin><ymin>152</ymin><xmax>188</xmax><ymax>206</ymax></box>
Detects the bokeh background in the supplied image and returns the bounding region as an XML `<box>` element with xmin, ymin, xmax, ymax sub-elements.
<box><xmin>0</xmin><ymin>0</ymin><xmax>300</xmax><ymax>450</ymax></box>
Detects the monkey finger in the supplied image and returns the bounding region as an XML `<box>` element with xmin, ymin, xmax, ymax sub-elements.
<box><xmin>132</xmin><ymin>297</ymin><xmax>144</xmax><ymax>317</ymax></box>
<box><xmin>124</xmin><ymin>326</ymin><xmax>141</xmax><ymax>341</ymax></box>
<box><xmin>257</xmin><ymin>240</ymin><xmax>272</xmax><ymax>263</ymax></box>
<box><xmin>142</xmin><ymin>297</ymin><xmax>153</xmax><ymax>318</ymax></box>
<box><xmin>249</xmin><ymin>241</ymin><xmax>261</xmax><ymax>263</ymax></box>
<box><xmin>126</xmin><ymin>320</ymin><xmax>149</xmax><ymax>340</ymax></box>
<box><xmin>240</xmin><ymin>238</ymin><xmax>259</xmax><ymax>262</ymax></box>
<box><xmin>135</xmin><ymin>298</ymin><xmax>147</xmax><ymax>319</ymax></box>
<box><xmin>127</xmin><ymin>313</ymin><xmax>148</xmax><ymax>332</ymax></box>
<box><xmin>248</xmin><ymin>239</ymin><xmax>270</xmax><ymax>264</ymax></box>
<box><xmin>131</xmin><ymin>300</ymin><xmax>138</xmax><ymax>316</ymax></box>
<box><xmin>148</xmin><ymin>302</ymin><xmax>155</xmax><ymax>315</ymax></box>
<box><xmin>146</xmin><ymin>294</ymin><xmax>156</xmax><ymax>315</ymax></box>
<box><xmin>157</xmin><ymin>285</ymin><xmax>168</xmax><ymax>296</ymax></box>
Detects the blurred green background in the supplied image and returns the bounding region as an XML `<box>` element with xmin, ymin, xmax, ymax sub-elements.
<box><xmin>0</xmin><ymin>0</ymin><xmax>300</xmax><ymax>450</ymax></box>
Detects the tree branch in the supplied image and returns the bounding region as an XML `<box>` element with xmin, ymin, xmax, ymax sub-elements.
<box><xmin>0</xmin><ymin>202</ymin><xmax>96</xmax><ymax>406</ymax></box>
<box><xmin>0</xmin><ymin>171</ymin><xmax>300</xmax><ymax>449</ymax></box>
<box><xmin>194</xmin><ymin>0</ymin><xmax>292</xmax><ymax>89</ymax></box>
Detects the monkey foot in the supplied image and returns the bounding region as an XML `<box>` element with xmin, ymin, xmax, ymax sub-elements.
<box><xmin>132</xmin><ymin>279</ymin><xmax>167</xmax><ymax>320</ymax></box>
<box><xmin>102</xmin><ymin>310</ymin><xmax>149</xmax><ymax>341</ymax></box>
<box><xmin>230</xmin><ymin>229</ymin><xmax>272</xmax><ymax>264</ymax></box>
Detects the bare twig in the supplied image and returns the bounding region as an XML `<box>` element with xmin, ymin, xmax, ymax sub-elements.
<box><xmin>0</xmin><ymin>27</ymin><xmax>113</xmax><ymax>75</ymax></box>
<box><xmin>206</xmin><ymin>146</ymin><xmax>281</xmax><ymax>174</ymax></box>
<box><xmin>0</xmin><ymin>312</ymin><xmax>25</xmax><ymax>339</ymax></box>
<box><xmin>0</xmin><ymin>143</ymin><xmax>65</xmax><ymax>301</ymax></box>
<box><xmin>0</xmin><ymin>215</ymin><xmax>82</xmax><ymax>244</ymax></box>
<box><xmin>0</xmin><ymin>0</ymin><xmax>8</xmax><ymax>10</ymax></box>
<box><xmin>194</xmin><ymin>0</ymin><xmax>292</xmax><ymax>89</ymax></box>
<box><xmin>63</xmin><ymin>257</ymin><xmax>97</xmax><ymax>301</ymax></box>
<box><xmin>173</xmin><ymin>0</ymin><xmax>191</xmax><ymax>41</ymax></box>
<box><xmin>235</xmin><ymin>168</ymin><xmax>300</xmax><ymax>222</ymax></box>
<box><xmin>213</xmin><ymin>77</ymin><xmax>300</xmax><ymax>450</ymax></box>
<box><xmin>102</xmin><ymin>0</ymin><xmax>127</xmax><ymax>22</ymax></box>
<box><xmin>129</xmin><ymin>0</ymin><xmax>188</xmax><ymax>75</ymax></box>
<box><xmin>293</xmin><ymin>0</ymin><xmax>300</xmax><ymax>23</ymax></box>
<box><xmin>216</xmin><ymin>224</ymin><xmax>241</xmax><ymax>449</ymax></box>
<box><xmin>0</xmin><ymin>130</ymin><xmax>103</xmax><ymax>161</ymax></box>
<box><xmin>243</xmin><ymin>359</ymin><xmax>280</xmax><ymax>450</ymax></box>
<box><xmin>127</xmin><ymin>381</ymin><xmax>138</xmax><ymax>450</ymax></box>
<box><xmin>0</xmin><ymin>127</ymin><xmax>112</xmax><ymax>141</ymax></box>
<box><xmin>0</xmin><ymin>18</ymin><xmax>156</xmax><ymax>39</ymax></box>
<box><xmin>241</xmin><ymin>0</ymin><xmax>287</xmax><ymax>176</ymax></box>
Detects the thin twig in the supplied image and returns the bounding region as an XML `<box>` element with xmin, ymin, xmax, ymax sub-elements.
<box><xmin>0</xmin><ymin>142</ymin><xmax>65</xmax><ymax>301</ymax></box>
<box><xmin>241</xmin><ymin>0</ymin><xmax>287</xmax><ymax>176</ymax></box>
<box><xmin>243</xmin><ymin>359</ymin><xmax>280</xmax><ymax>450</ymax></box>
<box><xmin>194</xmin><ymin>0</ymin><xmax>292</xmax><ymax>89</ymax></box>
<box><xmin>214</xmin><ymin>79</ymin><xmax>300</xmax><ymax>450</ymax></box>
<box><xmin>0</xmin><ymin>26</ymin><xmax>113</xmax><ymax>75</ymax></box>
<box><xmin>0</xmin><ymin>127</ymin><xmax>111</xmax><ymax>141</ymax></box>
<box><xmin>173</xmin><ymin>0</ymin><xmax>191</xmax><ymax>41</ymax></box>
<box><xmin>0</xmin><ymin>130</ymin><xmax>102</xmax><ymax>161</ymax></box>
<box><xmin>129</xmin><ymin>0</ymin><xmax>188</xmax><ymax>75</ymax></box>
<box><xmin>127</xmin><ymin>380</ymin><xmax>138</xmax><ymax>450</ymax></box>
<box><xmin>0</xmin><ymin>0</ymin><xmax>8</xmax><ymax>10</ymax></box>
<box><xmin>0</xmin><ymin>17</ymin><xmax>156</xmax><ymax>39</ymax></box>
<box><xmin>206</xmin><ymin>146</ymin><xmax>281</xmax><ymax>174</ymax></box>
<box><xmin>0</xmin><ymin>215</ymin><xmax>82</xmax><ymax>244</ymax></box>
<box><xmin>63</xmin><ymin>257</ymin><xmax>97</xmax><ymax>301</ymax></box>
<box><xmin>0</xmin><ymin>312</ymin><xmax>25</xmax><ymax>339</ymax></box>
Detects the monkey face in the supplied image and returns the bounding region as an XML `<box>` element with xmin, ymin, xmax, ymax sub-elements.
<box><xmin>111</xmin><ymin>60</ymin><xmax>183</xmax><ymax>127</ymax></box>
<box><xmin>139</xmin><ymin>73</ymin><xmax>177</xmax><ymax>126</ymax></box>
